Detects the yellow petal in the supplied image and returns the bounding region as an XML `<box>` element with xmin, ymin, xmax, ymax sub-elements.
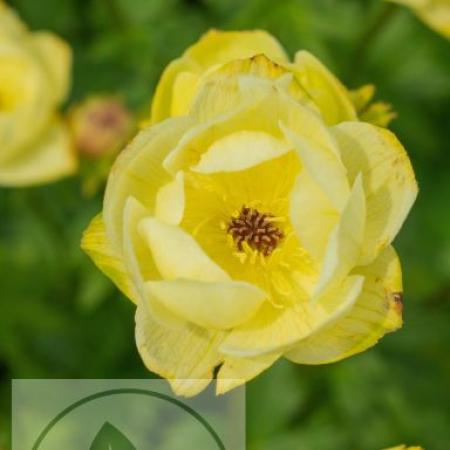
<box><xmin>122</xmin><ymin>197</ymin><xmax>184</xmax><ymax>326</ymax></box>
<box><xmin>150</xmin><ymin>58</ymin><xmax>196</xmax><ymax>123</ymax></box>
<box><xmin>216</xmin><ymin>352</ymin><xmax>281</xmax><ymax>395</ymax></box>
<box><xmin>31</xmin><ymin>32</ymin><xmax>72</xmax><ymax>102</ymax></box>
<box><xmin>292</xmin><ymin>51</ymin><xmax>357</xmax><ymax>125</ymax></box>
<box><xmin>332</xmin><ymin>122</ymin><xmax>418</xmax><ymax>264</ymax></box>
<box><xmin>139</xmin><ymin>217</ymin><xmax>230</xmax><ymax>282</ymax></box>
<box><xmin>155</xmin><ymin>171</ymin><xmax>185</xmax><ymax>225</ymax></box>
<box><xmin>146</xmin><ymin>279</ymin><xmax>266</xmax><ymax>330</ymax></box>
<box><xmin>286</xmin><ymin>246</ymin><xmax>403</xmax><ymax>364</ymax></box>
<box><xmin>103</xmin><ymin>116</ymin><xmax>193</xmax><ymax>250</ymax></box>
<box><xmin>135</xmin><ymin>304</ymin><xmax>224</xmax><ymax>397</ymax></box>
<box><xmin>150</xmin><ymin>29</ymin><xmax>289</xmax><ymax>123</ymax></box>
<box><xmin>313</xmin><ymin>175</ymin><xmax>366</xmax><ymax>299</ymax></box>
<box><xmin>221</xmin><ymin>275</ymin><xmax>364</xmax><ymax>357</ymax></box>
<box><xmin>282</xmin><ymin>123</ymin><xmax>350</xmax><ymax>211</ymax></box>
<box><xmin>186</xmin><ymin>29</ymin><xmax>288</xmax><ymax>67</ymax></box>
<box><xmin>290</xmin><ymin>169</ymin><xmax>339</xmax><ymax>262</ymax></box>
<box><xmin>81</xmin><ymin>213</ymin><xmax>137</xmax><ymax>302</ymax></box>
<box><xmin>0</xmin><ymin>119</ymin><xmax>76</xmax><ymax>187</ymax></box>
<box><xmin>192</xmin><ymin>130</ymin><xmax>290</xmax><ymax>173</ymax></box>
<box><xmin>382</xmin><ymin>445</ymin><xmax>424</xmax><ymax>450</ymax></box>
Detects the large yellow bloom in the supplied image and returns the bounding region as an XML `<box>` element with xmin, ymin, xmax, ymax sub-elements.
<box><xmin>0</xmin><ymin>3</ymin><xmax>76</xmax><ymax>186</ymax></box>
<box><xmin>82</xmin><ymin>31</ymin><xmax>417</xmax><ymax>396</ymax></box>
<box><xmin>389</xmin><ymin>0</ymin><xmax>450</xmax><ymax>38</ymax></box>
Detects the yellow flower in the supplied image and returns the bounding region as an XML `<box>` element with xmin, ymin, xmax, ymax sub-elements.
<box><xmin>0</xmin><ymin>3</ymin><xmax>76</xmax><ymax>186</ymax></box>
<box><xmin>82</xmin><ymin>32</ymin><xmax>417</xmax><ymax>397</ymax></box>
<box><xmin>389</xmin><ymin>0</ymin><xmax>450</xmax><ymax>38</ymax></box>
<box><xmin>150</xmin><ymin>29</ymin><xmax>393</xmax><ymax>127</ymax></box>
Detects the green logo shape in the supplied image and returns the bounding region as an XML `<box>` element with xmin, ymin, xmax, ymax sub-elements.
<box><xmin>89</xmin><ymin>422</ymin><xmax>136</xmax><ymax>450</ymax></box>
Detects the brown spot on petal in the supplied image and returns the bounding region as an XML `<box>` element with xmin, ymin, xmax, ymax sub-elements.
<box><xmin>392</xmin><ymin>292</ymin><xmax>403</xmax><ymax>313</ymax></box>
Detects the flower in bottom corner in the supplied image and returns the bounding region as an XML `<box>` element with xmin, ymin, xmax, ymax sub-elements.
<box><xmin>82</xmin><ymin>35</ymin><xmax>417</xmax><ymax>397</ymax></box>
<box><xmin>0</xmin><ymin>2</ymin><xmax>76</xmax><ymax>186</ymax></box>
<box><xmin>382</xmin><ymin>445</ymin><xmax>424</xmax><ymax>450</ymax></box>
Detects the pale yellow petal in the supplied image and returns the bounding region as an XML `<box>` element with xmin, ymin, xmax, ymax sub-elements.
<box><xmin>139</xmin><ymin>217</ymin><xmax>230</xmax><ymax>282</ymax></box>
<box><xmin>103</xmin><ymin>116</ymin><xmax>193</xmax><ymax>250</ymax></box>
<box><xmin>192</xmin><ymin>130</ymin><xmax>291</xmax><ymax>173</ymax></box>
<box><xmin>135</xmin><ymin>304</ymin><xmax>224</xmax><ymax>397</ymax></box>
<box><xmin>0</xmin><ymin>119</ymin><xmax>76</xmax><ymax>186</ymax></box>
<box><xmin>282</xmin><ymin>123</ymin><xmax>350</xmax><ymax>211</ymax></box>
<box><xmin>81</xmin><ymin>213</ymin><xmax>137</xmax><ymax>302</ymax></box>
<box><xmin>216</xmin><ymin>352</ymin><xmax>281</xmax><ymax>395</ymax></box>
<box><xmin>290</xmin><ymin>170</ymin><xmax>339</xmax><ymax>262</ymax></box>
<box><xmin>313</xmin><ymin>175</ymin><xmax>366</xmax><ymax>299</ymax></box>
<box><xmin>332</xmin><ymin>122</ymin><xmax>418</xmax><ymax>264</ymax></box>
<box><xmin>146</xmin><ymin>279</ymin><xmax>266</xmax><ymax>330</ymax></box>
<box><xmin>292</xmin><ymin>51</ymin><xmax>357</xmax><ymax>125</ymax></box>
<box><xmin>286</xmin><ymin>246</ymin><xmax>403</xmax><ymax>364</ymax></box>
<box><xmin>31</xmin><ymin>32</ymin><xmax>72</xmax><ymax>102</ymax></box>
<box><xmin>185</xmin><ymin>29</ymin><xmax>289</xmax><ymax>67</ymax></box>
<box><xmin>221</xmin><ymin>275</ymin><xmax>364</xmax><ymax>357</ymax></box>
<box><xmin>155</xmin><ymin>171</ymin><xmax>185</xmax><ymax>225</ymax></box>
<box><xmin>122</xmin><ymin>197</ymin><xmax>184</xmax><ymax>326</ymax></box>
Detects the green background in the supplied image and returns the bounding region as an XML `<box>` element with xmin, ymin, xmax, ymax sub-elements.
<box><xmin>1</xmin><ymin>0</ymin><xmax>449</xmax><ymax>448</ymax></box>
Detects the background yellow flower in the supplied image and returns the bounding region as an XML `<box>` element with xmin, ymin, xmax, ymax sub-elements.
<box><xmin>389</xmin><ymin>0</ymin><xmax>450</xmax><ymax>38</ymax></box>
<box><xmin>0</xmin><ymin>3</ymin><xmax>76</xmax><ymax>186</ymax></box>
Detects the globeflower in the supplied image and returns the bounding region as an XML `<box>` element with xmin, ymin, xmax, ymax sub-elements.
<box><xmin>82</xmin><ymin>31</ymin><xmax>417</xmax><ymax>396</ymax></box>
<box><xmin>0</xmin><ymin>2</ymin><xmax>75</xmax><ymax>186</ymax></box>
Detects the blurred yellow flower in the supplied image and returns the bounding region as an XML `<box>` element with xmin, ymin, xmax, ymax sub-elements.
<box><xmin>150</xmin><ymin>29</ymin><xmax>395</xmax><ymax>127</ymax></box>
<box><xmin>0</xmin><ymin>3</ymin><xmax>76</xmax><ymax>186</ymax></box>
<box><xmin>389</xmin><ymin>0</ymin><xmax>450</xmax><ymax>38</ymax></box>
<box><xmin>383</xmin><ymin>445</ymin><xmax>424</xmax><ymax>450</ymax></box>
<box><xmin>82</xmin><ymin>31</ymin><xmax>417</xmax><ymax>396</ymax></box>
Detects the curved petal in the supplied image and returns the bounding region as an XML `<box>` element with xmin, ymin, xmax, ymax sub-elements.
<box><xmin>0</xmin><ymin>119</ymin><xmax>76</xmax><ymax>186</ymax></box>
<box><xmin>155</xmin><ymin>171</ymin><xmax>185</xmax><ymax>225</ymax></box>
<box><xmin>286</xmin><ymin>246</ymin><xmax>403</xmax><ymax>364</ymax></box>
<box><xmin>332</xmin><ymin>122</ymin><xmax>418</xmax><ymax>265</ymax></box>
<box><xmin>313</xmin><ymin>175</ymin><xmax>366</xmax><ymax>299</ymax></box>
<box><xmin>292</xmin><ymin>51</ymin><xmax>357</xmax><ymax>125</ymax></box>
<box><xmin>81</xmin><ymin>213</ymin><xmax>137</xmax><ymax>302</ymax></box>
<box><xmin>150</xmin><ymin>30</ymin><xmax>289</xmax><ymax>123</ymax></box>
<box><xmin>192</xmin><ymin>130</ymin><xmax>291</xmax><ymax>173</ymax></box>
<box><xmin>150</xmin><ymin>58</ymin><xmax>197</xmax><ymax>123</ymax></box>
<box><xmin>139</xmin><ymin>217</ymin><xmax>230</xmax><ymax>282</ymax></box>
<box><xmin>220</xmin><ymin>275</ymin><xmax>364</xmax><ymax>357</ymax></box>
<box><xmin>146</xmin><ymin>279</ymin><xmax>266</xmax><ymax>330</ymax></box>
<box><xmin>290</xmin><ymin>169</ymin><xmax>339</xmax><ymax>262</ymax></box>
<box><xmin>135</xmin><ymin>304</ymin><xmax>224</xmax><ymax>397</ymax></box>
<box><xmin>122</xmin><ymin>197</ymin><xmax>184</xmax><ymax>326</ymax></box>
<box><xmin>185</xmin><ymin>29</ymin><xmax>289</xmax><ymax>67</ymax></box>
<box><xmin>31</xmin><ymin>32</ymin><xmax>72</xmax><ymax>102</ymax></box>
<box><xmin>103</xmin><ymin>116</ymin><xmax>193</xmax><ymax>250</ymax></box>
<box><xmin>282</xmin><ymin>123</ymin><xmax>350</xmax><ymax>211</ymax></box>
<box><xmin>216</xmin><ymin>352</ymin><xmax>281</xmax><ymax>395</ymax></box>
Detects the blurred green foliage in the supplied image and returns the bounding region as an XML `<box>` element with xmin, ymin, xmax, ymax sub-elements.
<box><xmin>1</xmin><ymin>0</ymin><xmax>449</xmax><ymax>449</ymax></box>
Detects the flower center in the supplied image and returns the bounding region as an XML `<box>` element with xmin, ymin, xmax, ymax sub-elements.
<box><xmin>227</xmin><ymin>206</ymin><xmax>284</xmax><ymax>256</ymax></box>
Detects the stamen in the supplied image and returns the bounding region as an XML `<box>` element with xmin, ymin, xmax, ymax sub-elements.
<box><xmin>227</xmin><ymin>206</ymin><xmax>284</xmax><ymax>256</ymax></box>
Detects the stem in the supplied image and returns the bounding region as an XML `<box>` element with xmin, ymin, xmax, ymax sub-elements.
<box><xmin>352</xmin><ymin>3</ymin><xmax>400</xmax><ymax>78</ymax></box>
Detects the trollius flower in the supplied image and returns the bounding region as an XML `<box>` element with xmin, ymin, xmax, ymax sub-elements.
<box><xmin>82</xmin><ymin>31</ymin><xmax>417</xmax><ymax>396</ymax></box>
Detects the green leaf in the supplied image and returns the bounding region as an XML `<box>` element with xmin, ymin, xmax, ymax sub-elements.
<box><xmin>89</xmin><ymin>422</ymin><xmax>136</xmax><ymax>450</ymax></box>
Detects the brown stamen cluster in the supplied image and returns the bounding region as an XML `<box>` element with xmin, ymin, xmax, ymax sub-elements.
<box><xmin>227</xmin><ymin>206</ymin><xmax>284</xmax><ymax>256</ymax></box>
